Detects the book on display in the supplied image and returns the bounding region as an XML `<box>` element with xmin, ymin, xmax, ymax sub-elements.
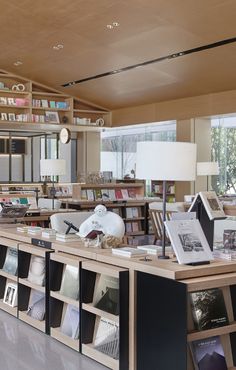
<box><xmin>59</xmin><ymin>264</ymin><xmax>79</xmax><ymax>300</ymax></box>
<box><xmin>94</xmin><ymin>275</ymin><xmax>119</xmax><ymax>315</ymax></box>
<box><xmin>94</xmin><ymin>317</ymin><xmax>119</xmax><ymax>359</ymax></box>
<box><xmin>189</xmin><ymin>288</ymin><xmax>229</xmax><ymax>331</ymax></box>
<box><xmin>190</xmin><ymin>336</ymin><xmax>227</xmax><ymax>370</ymax></box>
<box><xmin>27</xmin><ymin>255</ymin><xmax>46</xmax><ymax>286</ymax></box>
<box><xmin>2</xmin><ymin>248</ymin><xmax>18</xmax><ymax>276</ymax></box>
<box><xmin>189</xmin><ymin>191</ymin><xmax>225</xmax><ymax>221</ymax></box>
<box><xmin>112</xmin><ymin>247</ymin><xmax>147</xmax><ymax>258</ymax></box>
<box><xmin>165</xmin><ymin>219</ymin><xmax>213</xmax><ymax>265</ymax></box>
<box><xmin>60</xmin><ymin>304</ymin><xmax>80</xmax><ymax>339</ymax></box>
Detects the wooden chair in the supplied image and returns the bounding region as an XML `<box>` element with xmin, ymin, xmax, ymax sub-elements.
<box><xmin>149</xmin><ymin>208</ymin><xmax>175</xmax><ymax>245</ymax></box>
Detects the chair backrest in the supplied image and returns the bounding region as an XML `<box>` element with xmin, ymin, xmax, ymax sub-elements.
<box><xmin>149</xmin><ymin>208</ymin><xmax>176</xmax><ymax>243</ymax></box>
<box><xmin>50</xmin><ymin>211</ymin><xmax>92</xmax><ymax>234</ymax></box>
<box><xmin>149</xmin><ymin>201</ymin><xmax>185</xmax><ymax>212</ymax></box>
<box><xmin>38</xmin><ymin>198</ymin><xmax>61</xmax><ymax>210</ymax></box>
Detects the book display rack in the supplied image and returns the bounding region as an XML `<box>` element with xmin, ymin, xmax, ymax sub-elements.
<box><xmin>0</xmin><ymin>70</ymin><xmax>110</xmax><ymax>129</ymax></box>
<box><xmin>151</xmin><ymin>180</ymin><xmax>175</xmax><ymax>202</ymax></box>
<box><xmin>49</xmin><ymin>252</ymin><xmax>81</xmax><ymax>351</ymax></box>
<box><xmin>81</xmin><ymin>261</ymin><xmax>129</xmax><ymax>370</ymax></box>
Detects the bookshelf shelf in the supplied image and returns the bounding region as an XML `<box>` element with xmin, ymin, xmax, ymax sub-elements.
<box><xmin>82</xmin><ymin>344</ymin><xmax>119</xmax><ymax>370</ymax></box>
<box><xmin>19</xmin><ymin>311</ymin><xmax>45</xmax><ymax>332</ymax></box>
<box><xmin>50</xmin><ymin>290</ymin><xmax>79</xmax><ymax>306</ymax></box>
<box><xmin>51</xmin><ymin>327</ymin><xmax>80</xmax><ymax>351</ymax></box>
<box><xmin>187</xmin><ymin>322</ymin><xmax>236</xmax><ymax>342</ymax></box>
<box><xmin>0</xmin><ymin>298</ymin><xmax>17</xmax><ymax>316</ymax></box>
<box><xmin>18</xmin><ymin>278</ymin><xmax>45</xmax><ymax>293</ymax></box>
<box><xmin>82</xmin><ymin>303</ymin><xmax>119</xmax><ymax>323</ymax></box>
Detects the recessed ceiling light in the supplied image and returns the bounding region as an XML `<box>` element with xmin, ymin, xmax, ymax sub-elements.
<box><xmin>112</xmin><ymin>22</ymin><xmax>119</xmax><ymax>27</ymax></box>
<box><xmin>53</xmin><ymin>44</ymin><xmax>64</xmax><ymax>50</ymax></box>
<box><xmin>13</xmin><ymin>61</ymin><xmax>23</xmax><ymax>66</ymax></box>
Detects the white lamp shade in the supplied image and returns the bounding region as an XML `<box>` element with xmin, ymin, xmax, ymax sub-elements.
<box><xmin>40</xmin><ymin>159</ymin><xmax>66</xmax><ymax>176</ymax></box>
<box><xmin>136</xmin><ymin>141</ymin><xmax>197</xmax><ymax>181</ymax></box>
<box><xmin>197</xmin><ymin>162</ymin><xmax>219</xmax><ymax>176</ymax></box>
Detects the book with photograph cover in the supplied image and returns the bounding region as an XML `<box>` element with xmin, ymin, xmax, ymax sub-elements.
<box><xmin>189</xmin><ymin>191</ymin><xmax>225</xmax><ymax>221</ymax></box>
<box><xmin>59</xmin><ymin>264</ymin><xmax>79</xmax><ymax>301</ymax></box>
<box><xmin>165</xmin><ymin>219</ymin><xmax>213</xmax><ymax>264</ymax></box>
<box><xmin>190</xmin><ymin>288</ymin><xmax>229</xmax><ymax>331</ymax></box>
<box><xmin>60</xmin><ymin>304</ymin><xmax>80</xmax><ymax>339</ymax></box>
<box><xmin>2</xmin><ymin>248</ymin><xmax>18</xmax><ymax>276</ymax></box>
<box><xmin>27</xmin><ymin>256</ymin><xmax>46</xmax><ymax>286</ymax></box>
<box><xmin>121</xmin><ymin>189</ymin><xmax>129</xmax><ymax>199</ymax></box>
<box><xmin>94</xmin><ymin>318</ymin><xmax>119</xmax><ymax>360</ymax></box>
<box><xmin>101</xmin><ymin>189</ymin><xmax>110</xmax><ymax>201</ymax></box>
<box><xmin>94</xmin><ymin>275</ymin><xmax>119</xmax><ymax>315</ymax></box>
<box><xmin>94</xmin><ymin>189</ymin><xmax>102</xmax><ymax>201</ymax></box>
<box><xmin>190</xmin><ymin>336</ymin><xmax>227</xmax><ymax>370</ymax></box>
<box><xmin>27</xmin><ymin>290</ymin><xmax>45</xmax><ymax>321</ymax></box>
<box><xmin>128</xmin><ymin>188</ymin><xmax>137</xmax><ymax>199</ymax></box>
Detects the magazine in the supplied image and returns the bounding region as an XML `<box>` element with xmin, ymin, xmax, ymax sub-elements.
<box><xmin>165</xmin><ymin>219</ymin><xmax>213</xmax><ymax>264</ymax></box>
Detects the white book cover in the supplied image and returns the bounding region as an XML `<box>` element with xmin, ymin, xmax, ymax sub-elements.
<box><xmin>108</xmin><ymin>189</ymin><xmax>116</xmax><ymax>201</ymax></box>
<box><xmin>101</xmin><ymin>189</ymin><xmax>110</xmax><ymax>201</ymax></box>
<box><xmin>137</xmin><ymin>245</ymin><xmax>172</xmax><ymax>255</ymax></box>
<box><xmin>165</xmin><ymin>219</ymin><xmax>213</xmax><ymax>265</ymax></box>
<box><xmin>94</xmin><ymin>318</ymin><xmax>119</xmax><ymax>359</ymax></box>
<box><xmin>27</xmin><ymin>255</ymin><xmax>46</xmax><ymax>286</ymax></box>
<box><xmin>86</xmin><ymin>189</ymin><xmax>94</xmax><ymax>201</ymax></box>
<box><xmin>61</xmin><ymin>304</ymin><xmax>80</xmax><ymax>339</ymax></box>
<box><xmin>121</xmin><ymin>189</ymin><xmax>129</xmax><ymax>199</ymax></box>
<box><xmin>126</xmin><ymin>208</ymin><xmax>133</xmax><ymax>218</ymax></box>
<box><xmin>189</xmin><ymin>191</ymin><xmax>225</xmax><ymax>220</ymax></box>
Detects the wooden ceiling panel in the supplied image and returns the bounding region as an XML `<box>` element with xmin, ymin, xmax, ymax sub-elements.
<box><xmin>0</xmin><ymin>0</ymin><xmax>236</xmax><ymax>109</ymax></box>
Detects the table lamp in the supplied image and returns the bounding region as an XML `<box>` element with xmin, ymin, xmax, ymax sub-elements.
<box><xmin>40</xmin><ymin>159</ymin><xmax>66</xmax><ymax>209</ymax></box>
<box><xmin>136</xmin><ymin>141</ymin><xmax>197</xmax><ymax>259</ymax></box>
<box><xmin>197</xmin><ymin>162</ymin><xmax>219</xmax><ymax>191</ymax></box>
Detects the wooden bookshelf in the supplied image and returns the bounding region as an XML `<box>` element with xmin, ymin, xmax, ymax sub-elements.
<box><xmin>151</xmin><ymin>180</ymin><xmax>175</xmax><ymax>202</ymax></box>
<box><xmin>0</xmin><ymin>70</ymin><xmax>110</xmax><ymax>129</ymax></box>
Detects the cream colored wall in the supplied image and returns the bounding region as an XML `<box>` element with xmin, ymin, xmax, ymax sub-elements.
<box><xmin>112</xmin><ymin>89</ymin><xmax>236</xmax><ymax>126</ymax></box>
<box><xmin>77</xmin><ymin>132</ymin><xmax>101</xmax><ymax>179</ymax></box>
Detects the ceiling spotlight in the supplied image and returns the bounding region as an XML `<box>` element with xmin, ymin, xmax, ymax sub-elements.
<box><xmin>53</xmin><ymin>44</ymin><xmax>64</xmax><ymax>50</ymax></box>
<box><xmin>13</xmin><ymin>61</ymin><xmax>23</xmax><ymax>66</ymax></box>
<box><xmin>107</xmin><ymin>24</ymin><xmax>113</xmax><ymax>29</ymax></box>
<box><xmin>112</xmin><ymin>22</ymin><xmax>120</xmax><ymax>27</ymax></box>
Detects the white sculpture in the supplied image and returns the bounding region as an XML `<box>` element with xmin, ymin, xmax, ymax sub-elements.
<box><xmin>77</xmin><ymin>205</ymin><xmax>125</xmax><ymax>239</ymax></box>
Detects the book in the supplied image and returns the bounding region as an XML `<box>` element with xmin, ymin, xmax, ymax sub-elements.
<box><xmin>126</xmin><ymin>207</ymin><xmax>133</xmax><ymax>218</ymax></box>
<box><xmin>189</xmin><ymin>191</ymin><xmax>225</xmax><ymax>221</ymax></box>
<box><xmin>60</xmin><ymin>304</ymin><xmax>80</xmax><ymax>339</ymax></box>
<box><xmin>132</xmin><ymin>207</ymin><xmax>139</xmax><ymax>218</ymax></box>
<box><xmin>137</xmin><ymin>245</ymin><xmax>172</xmax><ymax>255</ymax></box>
<box><xmin>190</xmin><ymin>336</ymin><xmax>227</xmax><ymax>370</ymax></box>
<box><xmin>3</xmin><ymin>283</ymin><xmax>17</xmax><ymax>307</ymax></box>
<box><xmin>56</xmin><ymin>233</ymin><xmax>80</xmax><ymax>242</ymax></box>
<box><xmin>27</xmin><ymin>290</ymin><xmax>45</xmax><ymax>321</ymax></box>
<box><xmin>41</xmin><ymin>99</ymin><xmax>48</xmax><ymax>108</ymax></box>
<box><xmin>86</xmin><ymin>189</ymin><xmax>95</xmax><ymax>201</ymax></box>
<box><xmin>115</xmin><ymin>189</ymin><xmax>123</xmax><ymax>200</ymax></box>
<box><xmin>41</xmin><ymin>229</ymin><xmax>56</xmax><ymax>239</ymax></box>
<box><xmin>128</xmin><ymin>188</ymin><xmax>137</xmax><ymax>199</ymax></box>
<box><xmin>27</xmin><ymin>256</ymin><xmax>46</xmax><ymax>286</ymax></box>
<box><xmin>94</xmin><ymin>189</ymin><xmax>102</xmax><ymax>201</ymax></box>
<box><xmin>2</xmin><ymin>248</ymin><xmax>18</xmax><ymax>276</ymax></box>
<box><xmin>93</xmin><ymin>275</ymin><xmax>119</xmax><ymax>315</ymax></box>
<box><xmin>121</xmin><ymin>189</ymin><xmax>129</xmax><ymax>199</ymax></box>
<box><xmin>125</xmin><ymin>222</ymin><xmax>132</xmax><ymax>233</ymax></box>
<box><xmin>59</xmin><ymin>264</ymin><xmax>79</xmax><ymax>300</ymax></box>
<box><xmin>94</xmin><ymin>318</ymin><xmax>119</xmax><ymax>359</ymax></box>
<box><xmin>132</xmin><ymin>221</ymin><xmax>140</xmax><ymax>232</ymax></box>
<box><xmin>190</xmin><ymin>288</ymin><xmax>229</xmax><ymax>331</ymax></box>
<box><xmin>165</xmin><ymin>219</ymin><xmax>213</xmax><ymax>265</ymax></box>
<box><xmin>81</xmin><ymin>189</ymin><xmax>87</xmax><ymax>200</ymax></box>
<box><xmin>112</xmin><ymin>247</ymin><xmax>147</xmax><ymax>258</ymax></box>
<box><xmin>101</xmin><ymin>189</ymin><xmax>110</xmax><ymax>201</ymax></box>
<box><xmin>108</xmin><ymin>189</ymin><xmax>116</xmax><ymax>201</ymax></box>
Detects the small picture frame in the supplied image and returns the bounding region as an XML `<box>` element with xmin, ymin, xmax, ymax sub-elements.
<box><xmin>1</xmin><ymin>112</ymin><xmax>8</xmax><ymax>121</ymax></box>
<box><xmin>45</xmin><ymin>111</ymin><xmax>60</xmax><ymax>124</ymax></box>
<box><xmin>3</xmin><ymin>283</ymin><xmax>18</xmax><ymax>307</ymax></box>
<box><xmin>8</xmin><ymin>113</ymin><xmax>16</xmax><ymax>121</ymax></box>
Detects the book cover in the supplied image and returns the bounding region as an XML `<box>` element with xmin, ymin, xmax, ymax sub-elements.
<box><xmin>126</xmin><ymin>207</ymin><xmax>133</xmax><ymax>218</ymax></box>
<box><xmin>112</xmin><ymin>247</ymin><xmax>147</xmax><ymax>258</ymax></box>
<box><xmin>128</xmin><ymin>188</ymin><xmax>137</xmax><ymax>199</ymax></box>
<box><xmin>121</xmin><ymin>189</ymin><xmax>129</xmax><ymax>199</ymax></box>
<box><xmin>132</xmin><ymin>221</ymin><xmax>140</xmax><ymax>232</ymax></box>
<box><xmin>27</xmin><ymin>290</ymin><xmax>45</xmax><ymax>321</ymax></box>
<box><xmin>27</xmin><ymin>256</ymin><xmax>46</xmax><ymax>286</ymax></box>
<box><xmin>132</xmin><ymin>207</ymin><xmax>139</xmax><ymax>218</ymax></box>
<box><xmin>2</xmin><ymin>248</ymin><xmax>18</xmax><ymax>276</ymax></box>
<box><xmin>101</xmin><ymin>189</ymin><xmax>110</xmax><ymax>201</ymax></box>
<box><xmin>115</xmin><ymin>189</ymin><xmax>123</xmax><ymax>200</ymax></box>
<box><xmin>189</xmin><ymin>192</ymin><xmax>225</xmax><ymax>221</ymax></box>
<box><xmin>125</xmin><ymin>222</ymin><xmax>132</xmax><ymax>233</ymax></box>
<box><xmin>190</xmin><ymin>288</ymin><xmax>229</xmax><ymax>331</ymax></box>
<box><xmin>190</xmin><ymin>336</ymin><xmax>227</xmax><ymax>370</ymax></box>
<box><xmin>81</xmin><ymin>189</ymin><xmax>87</xmax><ymax>200</ymax></box>
<box><xmin>86</xmin><ymin>189</ymin><xmax>94</xmax><ymax>201</ymax></box>
<box><xmin>60</xmin><ymin>304</ymin><xmax>80</xmax><ymax>339</ymax></box>
<box><xmin>94</xmin><ymin>189</ymin><xmax>102</xmax><ymax>201</ymax></box>
<box><xmin>108</xmin><ymin>189</ymin><xmax>116</xmax><ymax>201</ymax></box>
<box><xmin>94</xmin><ymin>318</ymin><xmax>119</xmax><ymax>360</ymax></box>
<box><xmin>165</xmin><ymin>219</ymin><xmax>213</xmax><ymax>265</ymax></box>
<box><xmin>59</xmin><ymin>264</ymin><xmax>79</xmax><ymax>301</ymax></box>
<box><xmin>93</xmin><ymin>275</ymin><xmax>119</xmax><ymax>315</ymax></box>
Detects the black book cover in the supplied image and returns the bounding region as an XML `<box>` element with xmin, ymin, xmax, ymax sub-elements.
<box><xmin>190</xmin><ymin>336</ymin><xmax>227</xmax><ymax>370</ymax></box>
<box><xmin>190</xmin><ymin>288</ymin><xmax>229</xmax><ymax>331</ymax></box>
<box><xmin>95</xmin><ymin>287</ymin><xmax>119</xmax><ymax>315</ymax></box>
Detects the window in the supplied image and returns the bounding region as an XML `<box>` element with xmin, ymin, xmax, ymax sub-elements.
<box><xmin>101</xmin><ymin>121</ymin><xmax>176</xmax><ymax>180</ymax></box>
<box><xmin>211</xmin><ymin>116</ymin><xmax>236</xmax><ymax>194</ymax></box>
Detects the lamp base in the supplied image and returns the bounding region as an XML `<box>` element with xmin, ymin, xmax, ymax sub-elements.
<box><xmin>158</xmin><ymin>255</ymin><xmax>170</xmax><ymax>260</ymax></box>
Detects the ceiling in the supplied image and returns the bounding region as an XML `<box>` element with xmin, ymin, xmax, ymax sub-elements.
<box><xmin>0</xmin><ymin>0</ymin><xmax>236</xmax><ymax>109</ymax></box>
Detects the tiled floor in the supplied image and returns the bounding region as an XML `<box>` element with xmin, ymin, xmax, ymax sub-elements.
<box><xmin>0</xmin><ymin>310</ymin><xmax>107</xmax><ymax>370</ymax></box>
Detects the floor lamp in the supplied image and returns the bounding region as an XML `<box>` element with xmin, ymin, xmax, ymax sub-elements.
<box><xmin>197</xmin><ymin>162</ymin><xmax>219</xmax><ymax>191</ymax></box>
<box><xmin>136</xmin><ymin>141</ymin><xmax>197</xmax><ymax>259</ymax></box>
<box><xmin>40</xmin><ymin>159</ymin><xmax>66</xmax><ymax>209</ymax></box>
